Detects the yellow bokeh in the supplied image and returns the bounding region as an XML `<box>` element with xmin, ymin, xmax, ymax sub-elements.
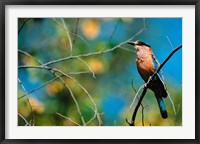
<box><xmin>64</xmin><ymin>78</ymin><xmax>73</xmax><ymax>86</ymax></box>
<box><xmin>29</xmin><ymin>97</ymin><xmax>44</xmax><ymax>114</ymax></box>
<box><xmin>81</xmin><ymin>19</ymin><xmax>100</xmax><ymax>40</ymax></box>
<box><xmin>88</xmin><ymin>59</ymin><xmax>104</xmax><ymax>73</ymax></box>
<box><xmin>46</xmin><ymin>81</ymin><xmax>64</xmax><ymax>96</ymax></box>
<box><xmin>22</xmin><ymin>56</ymin><xmax>38</xmax><ymax>65</ymax></box>
<box><xmin>18</xmin><ymin>100</ymin><xmax>30</xmax><ymax>117</ymax></box>
<box><xmin>121</xmin><ymin>18</ymin><xmax>133</xmax><ymax>23</ymax></box>
<box><xmin>60</xmin><ymin>38</ymin><xmax>68</xmax><ymax>51</ymax></box>
<box><xmin>135</xmin><ymin>121</ymin><xmax>152</xmax><ymax>126</ymax></box>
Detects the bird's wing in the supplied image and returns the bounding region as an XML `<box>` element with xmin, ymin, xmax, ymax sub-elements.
<box><xmin>151</xmin><ymin>54</ymin><xmax>168</xmax><ymax>98</ymax></box>
<box><xmin>152</xmin><ymin>54</ymin><xmax>164</xmax><ymax>80</ymax></box>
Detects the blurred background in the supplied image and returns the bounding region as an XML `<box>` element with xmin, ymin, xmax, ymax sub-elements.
<box><xmin>18</xmin><ymin>18</ymin><xmax>182</xmax><ymax>126</ymax></box>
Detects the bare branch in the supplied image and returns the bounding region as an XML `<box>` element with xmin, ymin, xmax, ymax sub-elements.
<box><xmin>152</xmin><ymin>54</ymin><xmax>165</xmax><ymax>80</ymax></box>
<box><xmin>18</xmin><ymin>113</ymin><xmax>30</xmax><ymax>126</ymax></box>
<box><xmin>156</xmin><ymin>45</ymin><xmax>182</xmax><ymax>73</ymax></box>
<box><xmin>77</xmin><ymin>57</ymin><xmax>96</xmax><ymax>78</ymax></box>
<box><xmin>141</xmin><ymin>104</ymin><xmax>145</xmax><ymax>126</ymax></box>
<box><xmin>166</xmin><ymin>36</ymin><xmax>174</xmax><ymax>50</ymax></box>
<box><xmin>131</xmin><ymin>79</ymin><xmax>137</xmax><ymax>93</ymax></box>
<box><xmin>102</xmin><ymin>19</ymin><xmax>120</xmax><ymax>50</ymax></box>
<box><xmin>167</xmin><ymin>91</ymin><xmax>177</xmax><ymax>115</ymax></box>
<box><xmin>119</xmin><ymin>46</ymin><xmax>136</xmax><ymax>53</ymax></box>
<box><xmin>131</xmin><ymin>79</ymin><xmax>145</xmax><ymax>126</ymax></box>
<box><xmin>18</xmin><ymin>75</ymin><xmax>64</xmax><ymax>100</ymax></box>
<box><xmin>55</xmin><ymin>112</ymin><xmax>81</xmax><ymax>126</ymax></box>
<box><xmin>18</xmin><ymin>18</ymin><xmax>30</xmax><ymax>34</ymax></box>
<box><xmin>86</xmin><ymin>107</ymin><xmax>98</xmax><ymax>125</ymax></box>
<box><xmin>73</xmin><ymin>18</ymin><xmax>80</xmax><ymax>45</ymax></box>
<box><xmin>18</xmin><ymin>78</ymin><xmax>35</xmax><ymax>126</ymax></box>
<box><xmin>125</xmin><ymin>84</ymin><xmax>145</xmax><ymax>120</ymax></box>
<box><xmin>157</xmin><ymin>73</ymin><xmax>176</xmax><ymax>116</ymax></box>
<box><xmin>143</xmin><ymin>18</ymin><xmax>147</xmax><ymax>30</ymax></box>
<box><xmin>18</xmin><ymin>49</ymin><xmax>43</xmax><ymax>64</ymax></box>
<box><xmin>61</xmin><ymin>18</ymin><xmax>73</xmax><ymax>55</ymax></box>
<box><xmin>51</xmin><ymin>116</ymin><xmax>56</xmax><ymax>126</ymax></box>
<box><xmin>52</xmin><ymin>18</ymin><xmax>88</xmax><ymax>45</ymax></box>
<box><xmin>42</xmin><ymin>28</ymin><xmax>145</xmax><ymax>67</ymax></box>
<box><xmin>67</xmin><ymin>71</ymin><xmax>90</xmax><ymax>75</ymax></box>
<box><xmin>69</xmin><ymin>32</ymin><xmax>88</xmax><ymax>45</ymax></box>
<box><xmin>18</xmin><ymin>70</ymin><xmax>91</xmax><ymax>100</ymax></box>
<box><xmin>59</xmin><ymin>76</ymin><xmax>86</xmax><ymax>125</ymax></box>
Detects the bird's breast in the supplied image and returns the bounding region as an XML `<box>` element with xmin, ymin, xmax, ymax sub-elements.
<box><xmin>136</xmin><ymin>52</ymin><xmax>155</xmax><ymax>81</ymax></box>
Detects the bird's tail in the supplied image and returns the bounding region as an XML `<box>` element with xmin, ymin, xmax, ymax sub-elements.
<box><xmin>155</xmin><ymin>95</ymin><xmax>168</xmax><ymax>119</ymax></box>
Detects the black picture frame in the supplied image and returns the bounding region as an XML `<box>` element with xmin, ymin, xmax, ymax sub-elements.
<box><xmin>1</xmin><ymin>0</ymin><xmax>199</xmax><ymax>143</ymax></box>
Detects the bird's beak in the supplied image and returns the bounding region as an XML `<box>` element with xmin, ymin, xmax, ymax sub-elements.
<box><xmin>127</xmin><ymin>41</ymin><xmax>139</xmax><ymax>51</ymax></box>
<box><xmin>127</xmin><ymin>41</ymin><xmax>136</xmax><ymax>46</ymax></box>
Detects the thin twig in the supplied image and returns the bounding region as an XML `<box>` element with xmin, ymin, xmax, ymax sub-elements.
<box><xmin>119</xmin><ymin>46</ymin><xmax>136</xmax><ymax>53</ymax></box>
<box><xmin>18</xmin><ymin>18</ymin><xmax>30</xmax><ymax>34</ymax></box>
<box><xmin>73</xmin><ymin>18</ymin><xmax>80</xmax><ymax>45</ymax></box>
<box><xmin>18</xmin><ymin>79</ymin><xmax>35</xmax><ymax>126</ymax></box>
<box><xmin>58</xmin><ymin>77</ymin><xmax>86</xmax><ymax>125</ymax></box>
<box><xmin>61</xmin><ymin>18</ymin><xmax>73</xmax><ymax>55</ymax></box>
<box><xmin>18</xmin><ymin>71</ymin><xmax>91</xmax><ymax>100</ymax></box>
<box><xmin>152</xmin><ymin>54</ymin><xmax>165</xmax><ymax>80</ymax></box>
<box><xmin>141</xmin><ymin>104</ymin><xmax>145</xmax><ymax>126</ymax></box>
<box><xmin>77</xmin><ymin>57</ymin><xmax>96</xmax><ymax>78</ymax></box>
<box><xmin>86</xmin><ymin>107</ymin><xmax>99</xmax><ymax>125</ymax></box>
<box><xmin>67</xmin><ymin>71</ymin><xmax>90</xmax><ymax>75</ymax></box>
<box><xmin>156</xmin><ymin>45</ymin><xmax>182</xmax><ymax>73</ymax></box>
<box><xmin>131</xmin><ymin>80</ymin><xmax>145</xmax><ymax>126</ymax></box>
<box><xmin>102</xmin><ymin>19</ymin><xmax>120</xmax><ymax>50</ymax></box>
<box><xmin>18</xmin><ymin>113</ymin><xmax>30</xmax><ymax>126</ymax></box>
<box><xmin>125</xmin><ymin>84</ymin><xmax>145</xmax><ymax>119</ymax></box>
<box><xmin>157</xmin><ymin>74</ymin><xmax>176</xmax><ymax>116</ymax></box>
<box><xmin>51</xmin><ymin>116</ymin><xmax>56</xmax><ymax>126</ymax></box>
<box><xmin>130</xmin><ymin>79</ymin><xmax>144</xmax><ymax>126</ymax></box>
<box><xmin>69</xmin><ymin>32</ymin><xmax>88</xmax><ymax>45</ymax></box>
<box><xmin>52</xmin><ymin>18</ymin><xmax>88</xmax><ymax>45</ymax></box>
<box><xmin>18</xmin><ymin>75</ymin><xmax>64</xmax><ymax>100</ymax></box>
<box><xmin>128</xmin><ymin>88</ymin><xmax>147</xmax><ymax>126</ymax></box>
<box><xmin>175</xmin><ymin>103</ymin><xmax>181</xmax><ymax>125</ymax></box>
<box><xmin>166</xmin><ymin>36</ymin><xmax>174</xmax><ymax>50</ymax></box>
<box><xmin>167</xmin><ymin>91</ymin><xmax>177</xmax><ymax>115</ymax></box>
<box><xmin>85</xmin><ymin>107</ymin><xmax>103</xmax><ymax>126</ymax></box>
<box><xmin>18</xmin><ymin>49</ymin><xmax>43</xmax><ymax>64</ymax></box>
<box><xmin>131</xmin><ymin>79</ymin><xmax>137</xmax><ymax>93</ymax></box>
<box><xmin>157</xmin><ymin>72</ymin><xmax>176</xmax><ymax>116</ymax></box>
<box><xmin>143</xmin><ymin>18</ymin><xmax>147</xmax><ymax>30</ymax></box>
<box><xmin>55</xmin><ymin>112</ymin><xmax>81</xmax><ymax>126</ymax></box>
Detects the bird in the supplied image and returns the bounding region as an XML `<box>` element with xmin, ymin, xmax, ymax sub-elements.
<box><xmin>128</xmin><ymin>40</ymin><xmax>168</xmax><ymax>119</ymax></box>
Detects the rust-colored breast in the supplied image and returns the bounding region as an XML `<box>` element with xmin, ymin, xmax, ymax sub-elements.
<box><xmin>136</xmin><ymin>48</ymin><xmax>155</xmax><ymax>81</ymax></box>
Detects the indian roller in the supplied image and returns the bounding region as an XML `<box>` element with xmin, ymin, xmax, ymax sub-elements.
<box><xmin>128</xmin><ymin>40</ymin><xmax>168</xmax><ymax>118</ymax></box>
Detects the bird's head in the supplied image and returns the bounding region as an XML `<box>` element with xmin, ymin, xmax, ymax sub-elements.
<box><xmin>127</xmin><ymin>40</ymin><xmax>151</xmax><ymax>51</ymax></box>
